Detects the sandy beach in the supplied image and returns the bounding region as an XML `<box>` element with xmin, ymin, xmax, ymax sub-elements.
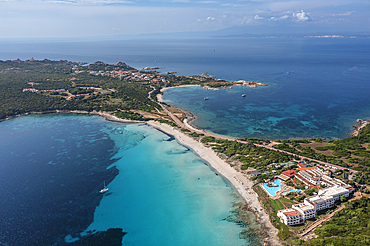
<box><xmin>146</xmin><ymin>120</ymin><xmax>281</xmax><ymax>246</ymax></box>
<box><xmin>5</xmin><ymin>97</ymin><xmax>280</xmax><ymax>244</ymax></box>
<box><xmin>157</xmin><ymin>84</ymin><xmax>200</xmax><ymax>102</ymax></box>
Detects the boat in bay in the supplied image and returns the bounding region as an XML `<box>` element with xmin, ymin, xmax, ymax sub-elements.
<box><xmin>100</xmin><ymin>181</ymin><xmax>109</xmax><ymax>194</ymax></box>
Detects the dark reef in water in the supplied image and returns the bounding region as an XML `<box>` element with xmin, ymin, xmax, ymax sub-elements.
<box><xmin>223</xmin><ymin>200</ymin><xmax>265</xmax><ymax>246</ymax></box>
<box><xmin>58</xmin><ymin>228</ymin><xmax>127</xmax><ymax>246</ymax></box>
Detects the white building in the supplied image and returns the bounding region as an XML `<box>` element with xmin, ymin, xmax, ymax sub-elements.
<box><xmin>292</xmin><ymin>203</ymin><xmax>316</xmax><ymax>220</ymax></box>
<box><xmin>277</xmin><ymin>208</ymin><xmax>305</xmax><ymax>226</ymax></box>
<box><xmin>295</xmin><ymin>167</ymin><xmax>348</xmax><ymax>188</ymax></box>
<box><xmin>277</xmin><ymin>185</ymin><xmax>354</xmax><ymax>225</ymax></box>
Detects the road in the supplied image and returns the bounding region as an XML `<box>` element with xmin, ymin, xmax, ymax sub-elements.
<box><xmin>148</xmin><ymin>87</ymin><xmax>358</xmax><ymax>174</ymax></box>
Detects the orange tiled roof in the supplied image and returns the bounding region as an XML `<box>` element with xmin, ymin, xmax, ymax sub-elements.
<box><xmin>283</xmin><ymin>210</ymin><xmax>300</xmax><ymax>217</ymax></box>
<box><xmin>298</xmin><ymin>167</ymin><xmax>318</xmax><ymax>171</ymax></box>
<box><xmin>282</xmin><ymin>170</ymin><xmax>297</xmax><ymax>177</ymax></box>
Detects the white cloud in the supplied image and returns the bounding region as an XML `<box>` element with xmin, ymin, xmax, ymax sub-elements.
<box><xmin>165</xmin><ymin>0</ymin><xmax>190</xmax><ymax>3</ymax></box>
<box><xmin>254</xmin><ymin>15</ymin><xmax>263</xmax><ymax>20</ymax></box>
<box><xmin>280</xmin><ymin>15</ymin><xmax>289</xmax><ymax>20</ymax></box>
<box><xmin>270</xmin><ymin>14</ymin><xmax>289</xmax><ymax>21</ymax></box>
<box><xmin>332</xmin><ymin>11</ymin><xmax>355</xmax><ymax>16</ymax></box>
<box><xmin>207</xmin><ymin>16</ymin><xmax>215</xmax><ymax>21</ymax></box>
<box><xmin>195</xmin><ymin>1</ymin><xmax>217</xmax><ymax>3</ymax></box>
<box><xmin>44</xmin><ymin>0</ymin><xmax>133</xmax><ymax>4</ymax></box>
<box><xmin>221</xmin><ymin>3</ymin><xmax>248</xmax><ymax>7</ymax></box>
<box><xmin>293</xmin><ymin>10</ymin><xmax>310</xmax><ymax>22</ymax></box>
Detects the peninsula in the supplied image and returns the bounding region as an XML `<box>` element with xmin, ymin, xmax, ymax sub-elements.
<box><xmin>1</xmin><ymin>59</ymin><xmax>370</xmax><ymax>246</ymax></box>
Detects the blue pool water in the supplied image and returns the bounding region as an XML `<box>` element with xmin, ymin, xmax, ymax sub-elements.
<box><xmin>262</xmin><ymin>179</ymin><xmax>282</xmax><ymax>197</ymax></box>
<box><xmin>282</xmin><ymin>189</ymin><xmax>303</xmax><ymax>196</ymax></box>
<box><xmin>0</xmin><ymin>115</ymin><xmax>263</xmax><ymax>246</ymax></box>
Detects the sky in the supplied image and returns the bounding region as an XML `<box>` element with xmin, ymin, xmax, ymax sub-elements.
<box><xmin>1</xmin><ymin>0</ymin><xmax>369</xmax><ymax>38</ymax></box>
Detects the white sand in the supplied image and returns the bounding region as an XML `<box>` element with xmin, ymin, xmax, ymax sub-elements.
<box><xmin>157</xmin><ymin>85</ymin><xmax>201</xmax><ymax>102</ymax></box>
<box><xmin>147</xmin><ymin>120</ymin><xmax>281</xmax><ymax>245</ymax></box>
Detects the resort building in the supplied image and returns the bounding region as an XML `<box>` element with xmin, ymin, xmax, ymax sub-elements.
<box><xmin>282</xmin><ymin>170</ymin><xmax>297</xmax><ymax>178</ymax></box>
<box><xmin>297</xmin><ymin>163</ymin><xmax>307</xmax><ymax>169</ymax></box>
<box><xmin>277</xmin><ymin>173</ymin><xmax>290</xmax><ymax>181</ymax></box>
<box><xmin>277</xmin><ymin>185</ymin><xmax>354</xmax><ymax>225</ymax></box>
<box><xmin>251</xmin><ymin>171</ymin><xmax>262</xmax><ymax>177</ymax></box>
<box><xmin>277</xmin><ymin>208</ymin><xmax>304</xmax><ymax>226</ymax></box>
<box><xmin>292</xmin><ymin>203</ymin><xmax>316</xmax><ymax>220</ymax></box>
<box><xmin>277</xmin><ymin>170</ymin><xmax>296</xmax><ymax>181</ymax></box>
<box><xmin>295</xmin><ymin>166</ymin><xmax>349</xmax><ymax>188</ymax></box>
<box><xmin>275</xmin><ymin>161</ymin><xmax>296</xmax><ymax>169</ymax></box>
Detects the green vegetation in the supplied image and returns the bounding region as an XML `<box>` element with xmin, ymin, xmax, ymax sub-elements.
<box><xmin>0</xmin><ymin>60</ymin><xmax>161</xmax><ymax>120</ymax></box>
<box><xmin>273</xmin><ymin>125</ymin><xmax>370</xmax><ymax>171</ymax></box>
<box><xmin>155</xmin><ymin>119</ymin><xmax>178</xmax><ymax>127</ymax></box>
<box><xmin>188</xmin><ymin>132</ymin><xmax>204</xmax><ymax>137</ymax></box>
<box><xmin>305</xmin><ymin>187</ymin><xmax>319</xmax><ymax>196</ymax></box>
<box><xmin>208</xmin><ymin>139</ymin><xmax>291</xmax><ymax>176</ymax></box>
<box><xmin>353</xmin><ymin>171</ymin><xmax>370</xmax><ymax>185</ymax></box>
<box><xmin>306</xmin><ymin>197</ymin><xmax>370</xmax><ymax>246</ymax></box>
<box><xmin>268</xmin><ymin>198</ymin><xmax>285</xmax><ymax>211</ymax></box>
<box><xmin>201</xmin><ymin>136</ymin><xmax>216</xmax><ymax>143</ymax></box>
<box><xmin>253</xmin><ymin>186</ymin><xmax>294</xmax><ymax>241</ymax></box>
<box><xmin>115</xmin><ymin>111</ymin><xmax>146</xmax><ymax>121</ymax></box>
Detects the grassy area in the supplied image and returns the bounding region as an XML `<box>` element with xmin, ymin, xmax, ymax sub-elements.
<box><xmin>253</xmin><ymin>185</ymin><xmax>294</xmax><ymax>241</ymax></box>
<box><xmin>280</xmin><ymin>197</ymin><xmax>297</xmax><ymax>204</ymax></box>
<box><xmin>268</xmin><ymin>198</ymin><xmax>285</xmax><ymax>212</ymax></box>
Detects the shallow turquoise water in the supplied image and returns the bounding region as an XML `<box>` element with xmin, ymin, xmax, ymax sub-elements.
<box><xmin>82</xmin><ymin>123</ymin><xmax>255</xmax><ymax>245</ymax></box>
<box><xmin>0</xmin><ymin>115</ymin><xmax>263</xmax><ymax>245</ymax></box>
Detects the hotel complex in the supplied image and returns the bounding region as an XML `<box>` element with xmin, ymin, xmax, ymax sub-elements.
<box><xmin>277</xmin><ymin>166</ymin><xmax>354</xmax><ymax>226</ymax></box>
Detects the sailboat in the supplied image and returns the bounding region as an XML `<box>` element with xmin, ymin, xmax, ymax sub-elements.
<box><xmin>100</xmin><ymin>181</ymin><xmax>109</xmax><ymax>194</ymax></box>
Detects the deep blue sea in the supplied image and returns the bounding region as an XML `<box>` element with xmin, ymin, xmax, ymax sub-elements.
<box><xmin>0</xmin><ymin>37</ymin><xmax>369</xmax><ymax>245</ymax></box>
<box><xmin>0</xmin><ymin>115</ymin><xmax>262</xmax><ymax>246</ymax></box>
<box><xmin>1</xmin><ymin>37</ymin><xmax>369</xmax><ymax>139</ymax></box>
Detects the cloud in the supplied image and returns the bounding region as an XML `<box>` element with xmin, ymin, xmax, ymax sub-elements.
<box><xmin>221</xmin><ymin>3</ymin><xmax>248</xmax><ymax>7</ymax></box>
<box><xmin>270</xmin><ymin>14</ymin><xmax>289</xmax><ymax>21</ymax></box>
<box><xmin>254</xmin><ymin>15</ymin><xmax>263</xmax><ymax>20</ymax></box>
<box><xmin>195</xmin><ymin>1</ymin><xmax>217</xmax><ymax>3</ymax></box>
<box><xmin>332</xmin><ymin>11</ymin><xmax>355</xmax><ymax>16</ymax></box>
<box><xmin>43</xmin><ymin>0</ymin><xmax>133</xmax><ymax>4</ymax></box>
<box><xmin>293</xmin><ymin>10</ymin><xmax>310</xmax><ymax>22</ymax></box>
<box><xmin>207</xmin><ymin>16</ymin><xmax>215</xmax><ymax>21</ymax></box>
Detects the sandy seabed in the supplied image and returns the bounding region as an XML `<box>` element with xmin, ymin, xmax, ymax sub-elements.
<box><xmin>146</xmin><ymin>120</ymin><xmax>281</xmax><ymax>246</ymax></box>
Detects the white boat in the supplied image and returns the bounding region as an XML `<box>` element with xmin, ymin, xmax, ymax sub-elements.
<box><xmin>204</xmin><ymin>97</ymin><xmax>209</xmax><ymax>100</ymax></box>
<box><xmin>100</xmin><ymin>181</ymin><xmax>109</xmax><ymax>194</ymax></box>
<box><xmin>242</xmin><ymin>94</ymin><xmax>246</xmax><ymax>97</ymax></box>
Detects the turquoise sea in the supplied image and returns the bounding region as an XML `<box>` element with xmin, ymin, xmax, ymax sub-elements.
<box><xmin>0</xmin><ymin>115</ymin><xmax>263</xmax><ymax>246</ymax></box>
<box><xmin>1</xmin><ymin>36</ymin><xmax>369</xmax><ymax>245</ymax></box>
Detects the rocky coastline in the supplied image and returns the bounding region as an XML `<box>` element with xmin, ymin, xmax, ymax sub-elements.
<box><xmin>352</xmin><ymin>119</ymin><xmax>370</xmax><ymax>136</ymax></box>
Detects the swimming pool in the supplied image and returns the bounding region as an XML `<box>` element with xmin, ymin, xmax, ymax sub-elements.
<box><xmin>262</xmin><ymin>179</ymin><xmax>282</xmax><ymax>197</ymax></box>
<box><xmin>282</xmin><ymin>189</ymin><xmax>303</xmax><ymax>196</ymax></box>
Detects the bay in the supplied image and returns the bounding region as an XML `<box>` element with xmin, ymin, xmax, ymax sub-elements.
<box><xmin>0</xmin><ymin>115</ymin><xmax>263</xmax><ymax>245</ymax></box>
<box><xmin>1</xmin><ymin>37</ymin><xmax>369</xmax><ymax>139</ymax></box>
